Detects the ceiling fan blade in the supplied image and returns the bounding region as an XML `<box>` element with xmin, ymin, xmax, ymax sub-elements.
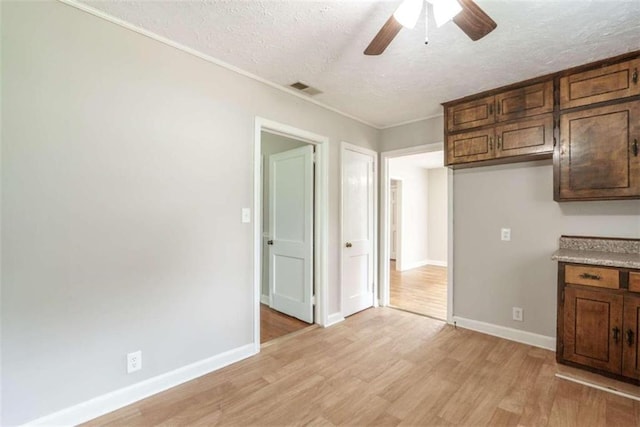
<box><xmin>364</xmin><ymin>15</ymin><xmax>403</xmax><ymax>55</ymax></box>
<box><xmin>453</xmin><ymin>0</ymin><xmax>497</xmax><ymax>41</ymax></box>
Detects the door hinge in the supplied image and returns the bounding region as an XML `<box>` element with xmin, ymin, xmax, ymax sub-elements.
<box><xmin>311</xmin><ymin>295</ymin><xmax>316</xmax><ymax>305</ymax></box>
<box><xmin>313</xmin><ymin>153</ymin><xmax>317</xmax><ymax>163</ymax></box>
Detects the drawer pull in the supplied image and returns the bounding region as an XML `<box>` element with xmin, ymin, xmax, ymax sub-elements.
<box><xmin>579</xmin><ymin>272</ymin><xmax>601</xmax><ymax>281</ymax></box>
<box><xmin>613</xmin><ymin>326</ymin><xmax>620</xmax><ymax>344</ymax></box>
<box><xmin>627</xmin><ymin>329</ymin><xmax>635</xmax><ymax>347</ymax></box>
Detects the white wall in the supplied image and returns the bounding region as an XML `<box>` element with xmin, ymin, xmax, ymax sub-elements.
<box><xmin>261</xmin><ymin>132</ymin><xmax>307</xmax><ymax>299</ymax></box>
<box><xmin>389</xmin><ymin>158</ymin><xmax>430</xmax><ymax>270</ymax></box>
<box><xmin>382</xmin><ymin>118</ymin><xmax>640</xmax><ymax>340</ymax></box>
<box><xmin>427</xmin><ymin>168</ymin><xmax>447</xmax><ymax>265</ymax></box>
<box><xmin>0</xmin><ymin>1</ymin><xmax>378</xmax><ymax>424</ymax></box>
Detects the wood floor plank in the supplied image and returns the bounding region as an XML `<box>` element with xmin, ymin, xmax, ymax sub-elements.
<box><xmin>84</xmin><ymin>307</ymin><xmax>640</xmax><ymax>427</ymax></box>
<box><xmin>389</xmin><ymin>261</ymin><xmax>447</xmax><ymax>320</ymax></box>
<box><xmin>260</xmin><ymin>303</ymin><xmax>310</xmax><ymax>343</ymax></box>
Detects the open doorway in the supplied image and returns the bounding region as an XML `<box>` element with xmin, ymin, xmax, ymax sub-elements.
<box><xmin>254</xmin><ymin>119</ymin><xmax>329</xmax><ymax>349</ymax></box>
<box><xmin>381</xmin><ymin>144</ymin><xmax>452</xmax><ymax>322</ymax></box>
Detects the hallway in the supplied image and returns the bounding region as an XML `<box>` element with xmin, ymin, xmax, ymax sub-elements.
<box><xmin>389</xmin><ymin>261</ymin><xmax>447</xmax><ymax>320</ymax></box>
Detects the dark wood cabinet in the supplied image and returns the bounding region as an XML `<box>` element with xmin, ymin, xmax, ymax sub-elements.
<box><xmin>447</xmin><ymin>95</ymin><xmax>495</xmax><ymax>132</ymax></box>
<box><xmin>444</xmin><ymin>79</ymin><xmax>555</xmax><ymax>167</ymax></box>
<box><xmin>623</xmin><ymin>295</ymin><xmax>640</xmax><ymax>380</ymax></box>
<box><xmin>560</xmin><ymin>58</ymin><xmax>640</xmax><ymax>110</ymax></box>
<box><xmin>496</xmin><ymin>80</ymin><xmax>554</xmax><ymax>122</ymax></box>
<box><xmin>558</xmin><ymin>262</ymin><xmax>640</xmax><ymax>384</ymax></box>
<box><xmin>562</xmin><ymin>286</ymin><xmax>623</xmax><ymax>374</ymax></box>
<box><xmin>557</xmin><ymin>100</ymin><xmax>640</xmax><ymax>200</ymax></box>
<box><xmin>495</xmin><ymin>114</ymin><xmax>554</xmax><ymax>159</ymax></box>
<box><xmin>446</xmin><ymin>128</ymin><xmax>494</xmax><ymax>165</ymax></box>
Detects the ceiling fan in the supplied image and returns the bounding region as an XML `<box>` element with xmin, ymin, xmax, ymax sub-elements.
<box><xmin>364</xmin><ymin>0</ymin><xmax>497</xmax><ymax>55</ymax></box>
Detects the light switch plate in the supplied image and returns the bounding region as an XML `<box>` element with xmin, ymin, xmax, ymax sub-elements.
<box><xmin>501</xmin><ymin>228</ymin><xmax>511</xmax><ymax>241</ymax></box>
<box><xmin>242</xmin><ymin>208</ymin><xmax>251</xmax><ymax>223</ymax></box>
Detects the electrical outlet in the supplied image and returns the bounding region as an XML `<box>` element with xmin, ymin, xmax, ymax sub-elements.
<box><xmin>127</xmin><ymin>350</ymin><xmax>142</xmax><ymax>374</ymax></box>
<box><xmin>501</xmin><ymin>228</ymin><xmax>511</xmax><ymax>241</ymax></box>
<box><xmin>513</xmin><ymin>307</ymin><xmax>523</xmax><ymax>322</ymax></box>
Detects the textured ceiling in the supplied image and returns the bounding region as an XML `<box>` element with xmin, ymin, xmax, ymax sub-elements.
<box><xmin>79</xmin><ymin>0</ymin><xmax>640</xmax><ymax>128</ymax></box>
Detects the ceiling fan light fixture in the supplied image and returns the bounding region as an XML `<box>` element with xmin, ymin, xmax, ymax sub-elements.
<box><xmin>431</xmin><ymin>0</ymin><xmax>462</xmax><ymax>27</ymax></box>
<box><xmin>393</xmin><ymin>0</ymin><xmax>423</xmax><ymax>29</ymax></box>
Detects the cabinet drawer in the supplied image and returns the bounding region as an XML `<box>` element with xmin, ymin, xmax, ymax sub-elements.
<box><xmin>565</xmin><ymin>265</ymin><xmax>619</xmax><ymax>289</ymax></box>
<box><xmin>446</xmin><ymin>128</ymin><xmax>495</xmax><ymax>165</ymax></box>
<box><xmin>447</xmin><ymin>95</ymin><xmax>495</xmax><ymax>132</ymax></box>
<box><xmin>560</xmin><ymin>57</ymin><xmax>640</xmax><ymax>109</ymax></box>
<box><xmin>630</xmin><ymin>272</ymin><xmax>640</xmax><ymax>293</ymax></box>
<box><xmin>494</xmin><ymin>114</ymin><xmax>553</xmax><ymax>158</ymax></box>
<box><xmin>496</xmin><ymin>80</ymin><xmax>554</xmax><ymax>122</ymax></box>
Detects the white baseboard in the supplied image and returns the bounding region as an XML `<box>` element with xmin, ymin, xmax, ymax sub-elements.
<box><xmin>325</xmin><ymin>312</ymin><xmax>345</xmax><ymax>327</ymax></box>
<box><xmin>427</xmin><ymin>259</ymin><xmax>447</xmax><ymax>267</ymax></box>
<box><xmin>26</xmin><ymin>343</ymin><xmax>256</xmax><ymax>426</ymax></box>
<box><xmin>399</xmin><ymin>259</ymin><xmax>429</xmax><ymax>271</ymax></box>
<box><xmin>260</xmin><ymin>294</ymin><xmax>270</xmax><ymax>306</ymax></box>
<box><xmin>452</xmin><ymin>316</ymin><xmax>555</xmax><ymax>351</ymax></box>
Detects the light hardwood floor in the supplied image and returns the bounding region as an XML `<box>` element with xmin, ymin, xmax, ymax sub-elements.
<box><xmin>390</xmin><ymin>260</ymin><xmax>447</xmax><ymax>320</ymax></box>
<box><xmin>260</xmin><ymin>304</ymin><xmax>311</xmax><ymax>344</ymax></box>
<box><xmin>85</xmin><ymin>307</ymin><xmax>640</xmax><ymax>426</ymax></box>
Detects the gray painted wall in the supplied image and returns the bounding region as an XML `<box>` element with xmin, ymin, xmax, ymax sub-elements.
<box><xmin>261</xmin><ymin>132</ymin><xmax>307</xmax><ymax>299</ymax></box>
<box><xmin>454</xmin><ymin>160</ymin><xmax>640</xmax><ymax>337</ymax></box>
<box><xmin>1</xmin><ymin>1</ymin><xmax>378</xmax><ymax>424</ymax></box>
<box><xmin>427</xmin><ymin>168</ymin><xmax>447</xmax><ymax>264</ymax></box>
<box><xmin>379</xmin><ymin>116</ymin><xmax>443</xmax><ymax>152</ymax></box>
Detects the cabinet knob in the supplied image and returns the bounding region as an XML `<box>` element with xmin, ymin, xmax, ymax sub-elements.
<box><xmin>627</xmin><ymin>329</ymin><xmax>635</xmax><ymax>347</ymax></box>
<box><xmin>613</xmin><ymin>326</ymin><xmax>620</xmax><ymax>344</ymax></box>
<box><xmin>633</xmin><ymin>68</ymin><xmax>638</xmax><ymax>84</ymax></box>
<box><xmin>633</xmin><ymin>139</ymin><xmax>638</xmax><ymax>157</ymax></box>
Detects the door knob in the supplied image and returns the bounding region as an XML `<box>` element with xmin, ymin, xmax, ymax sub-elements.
<box><xmin>345</xmin><ymin>242</ymin><xmax>353</xmax><ymax>248</ymax></box>
<box><xmin>267</xmin><ymin>240</ymin><xmax>273</xmax><ymax>245</ymax></box>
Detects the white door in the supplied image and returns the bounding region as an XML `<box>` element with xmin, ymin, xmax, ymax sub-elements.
<box><xmin>390</xmin><ymin>184</ymin><xmax>397</xmax><ymax>260</ymax></box>
<box><xmin>342</xmin><ymin>145</ymin><xmax>375</xmax><ymax>317</ymax></box>
<box><xmin>268</xmin><ymin>145</ymin><xmax>314</xmax><ymax>323</ymax></box>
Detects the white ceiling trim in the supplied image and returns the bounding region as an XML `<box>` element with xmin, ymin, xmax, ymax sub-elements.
<box><xmin>56</xmin><ymin>0</ymin><xmax>382</xmax><ymax>130</ymax></box>
<box><xmin>380</xmin><ymin>113</ymin><xmax>444</xmax><ymax>130</ymax></box>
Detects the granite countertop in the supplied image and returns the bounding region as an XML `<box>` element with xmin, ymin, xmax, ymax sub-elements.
<box><xmin>551</xmin><ymin>236</ymin><xmax>640</xmax><ymax>269</ymax></box>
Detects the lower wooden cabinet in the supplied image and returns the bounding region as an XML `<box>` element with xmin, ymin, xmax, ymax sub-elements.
<box><xmin>558</xmin><ymin>263</ymin><xmax>640</xmax><ymax>384</ymax></box>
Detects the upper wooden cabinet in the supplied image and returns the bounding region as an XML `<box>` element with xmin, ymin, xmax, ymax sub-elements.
<box><xmin>558</xmin><ymin>100</ymin><xmax>640</xmax><ymax>200</ymax></box>
<box><xmin>495</xmin><ymin>80</ymin><xmax>554</xmax><ymax>122</ymax></box>
<box><xmin>447</xmin><ymin>95</ymin><xmax>495</xmax><ymax>132</ymax></box>
<box><xmin>446</xmin><ymin>80</ymin><xmax>554</xmax><ymax>133</ymax></box>
<box><xmin>447</xmin><ymin>127</ymin><xmax>495</xmax><ymax>165</ymax></box>
<box><xmin>560</xmin><ymin>58</ymin><xmax>640</xmax><ymax>110</ymax></box>
<box><xmin>494</xmin><ymin>115</ymin><xmax>554</xmax><ymax>159</ymax></box>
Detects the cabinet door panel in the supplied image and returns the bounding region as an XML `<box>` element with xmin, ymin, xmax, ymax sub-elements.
<box><xmin>496</xmin><ymin>81</ymin><xmax>554</xmax><ymax>122</ymax></box>
<box><xmin>559</xmin><ymin>100</ymin><xmax>640</xmax><ymax>200</ymax></box>
<box><xmin>495</xmin><ymin>114</ymin><xmax>553</xmax><ymax>158</ymax></box>
<box><xmin>446</xmin><ymin>128</ymin><xmax>494</xmax><ymax>165</ymax></box>
<box><xmin>623</xmin><ymin>295</ymin><xmax>640</xmax><ymax>379</ymax></box>
<box><xmin>560</xmin><ymin>58</ymin><xmax>640</xmax><ymax>109</ymax></box>
<box><xmin>563</xmin><ymin>287</ymin><xmax>622</xmax><ymax>374</ymax></box>
<box><xmin>447</xmin><ymin>95</ymin><xmax>495</xmax><ymax>131</ymax></box>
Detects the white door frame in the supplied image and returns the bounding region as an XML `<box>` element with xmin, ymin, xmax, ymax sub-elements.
<box><xmin>380</xmin><ymin>143</ymin><xmax>454</xmax><ymax>324</ymax></box>
<box><xmin>254</xmin><ymin>118</ymin><xmax>329</xmax><ymax>352</ymax></box>
<box><xmin>389</xmin><ymin>178</ymin><xmax>403</xmax><ymax>270</ymax></box>
<box><xmin>340</xmin><ymin>141</ymin><xmax>379</xmax><ymax>319</ymax></box>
